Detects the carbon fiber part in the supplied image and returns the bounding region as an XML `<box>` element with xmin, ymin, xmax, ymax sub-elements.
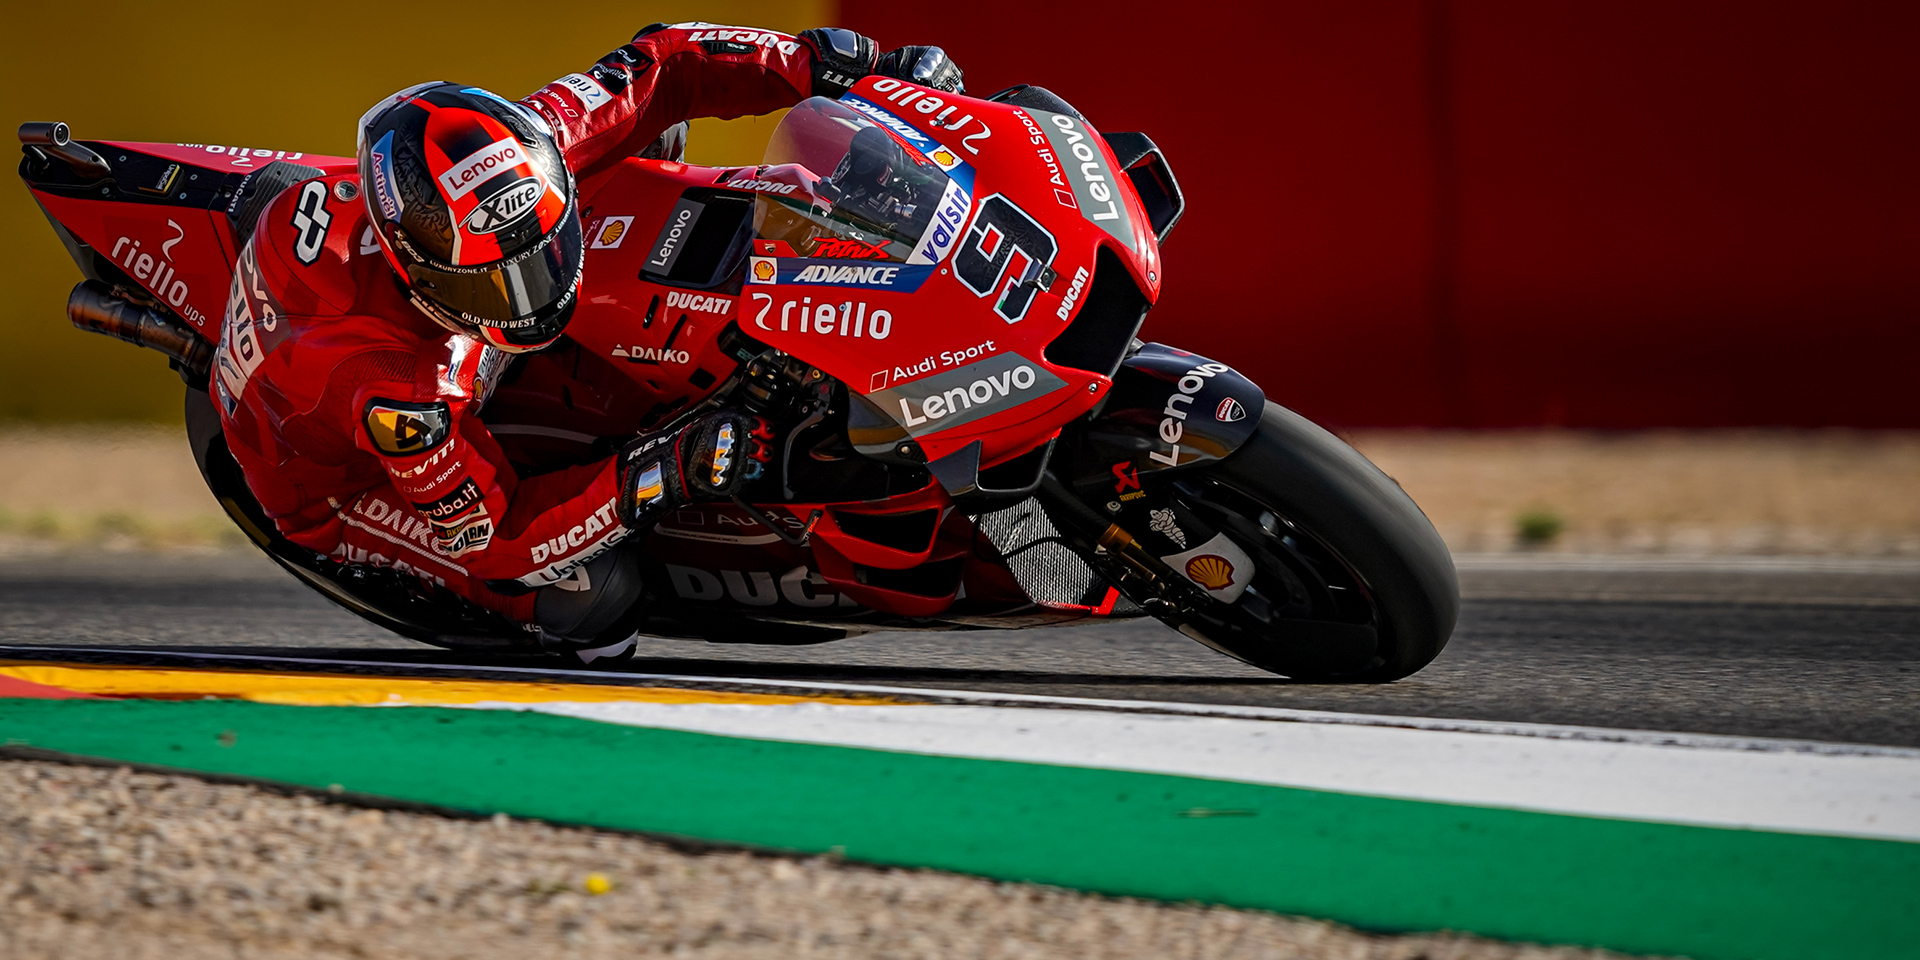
<box><xmin>974</xmin><ymin>498</ymin><xmax>1112</xmax><ymax>607</ymax></box>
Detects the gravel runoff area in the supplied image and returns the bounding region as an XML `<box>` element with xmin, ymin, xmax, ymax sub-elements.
<box><xmin>3</xmin><ymin>423</ymin><xmax>1918</xmax><ymax>556</ymax></box>
<box><xmin>0</xmin><ymin>759</ymin><xmax>1646</xmax><ymax>960</ymax></box>
<box><xmin>1349</xmin><ymin>429</ymin><xmax>1920</xmax><ymax>556</ymax></box>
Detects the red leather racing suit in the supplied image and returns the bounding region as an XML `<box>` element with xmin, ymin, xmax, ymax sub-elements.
<box><xmin>213</xmin><ymin>24</ymin><xmax>816</xmax><ymax>619</ymax></box>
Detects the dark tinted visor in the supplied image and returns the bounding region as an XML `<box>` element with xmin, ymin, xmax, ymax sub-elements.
<box><xmin>404</xmin><ymin>214</ymin><xmax>584</xmax><ymax>334</ymax></box>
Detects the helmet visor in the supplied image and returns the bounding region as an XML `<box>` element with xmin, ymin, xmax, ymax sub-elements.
<box><xmin>402</xmin><ymin>212</ymin><xmax>584</xmax><ymax>344</ymax></box>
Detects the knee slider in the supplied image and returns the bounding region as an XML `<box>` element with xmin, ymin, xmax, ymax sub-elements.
<box><xmin>532</xmin><ymin>540</ymin><xmax>646</xmax><ymax>645</ymax></box>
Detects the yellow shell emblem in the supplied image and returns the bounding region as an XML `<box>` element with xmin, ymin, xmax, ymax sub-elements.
<box><xmin>931</xmin><ymin>148</ymin><xmax>958</xmax><ymax>167</ymax></box>
<box><xmin>752</xmin><ymin>259</ymin><xmax>777</xmax><ymax>282</ymax></box>
<box><xmin>1185</xmin><ymin>554</ymin><xmax>1236</xmax><ymax>591</ymax></box>
<box><xmin>598</xmin><ymin>220</ymin><xmax>626</xmax><ymax>245</ymax></box>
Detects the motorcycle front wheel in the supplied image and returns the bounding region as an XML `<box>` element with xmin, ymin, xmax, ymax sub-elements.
<box><xmin>1147</xmin><ymin>402</ymin><xmax>1459</xmax><ymax>682</ymax></box>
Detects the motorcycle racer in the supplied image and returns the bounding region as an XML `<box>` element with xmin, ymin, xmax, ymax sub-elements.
<box><xmin>213</xmin><ymin>23</ymin><xmax>963</xmax><ymax>660</ymax></box>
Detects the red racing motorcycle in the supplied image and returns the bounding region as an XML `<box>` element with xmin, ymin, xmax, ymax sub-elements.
<box><xmin>18</xmin><ymin>79</ymin><xmax>1457</xmax><ymax>680</ymax></box>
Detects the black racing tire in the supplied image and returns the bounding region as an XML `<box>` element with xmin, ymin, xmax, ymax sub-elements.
<box><xmin>1160</xmin><ymin>401</ymin><xmax>1458</xmax><ymax>682</ymax></box>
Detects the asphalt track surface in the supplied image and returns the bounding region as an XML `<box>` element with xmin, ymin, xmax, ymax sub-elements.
<box><xmin>1</xmin><ymin>552</ymin><xmax>1916</xmax><ymax>748</ymax></box>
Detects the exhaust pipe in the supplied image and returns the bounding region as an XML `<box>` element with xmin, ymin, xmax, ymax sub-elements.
<box><xmin>67</xmin><ymin>281</ymin><xmax>214</xmax><ymax>382</ymax></box>
<box><xmin>19</xmin><ymin>121</ymin><xmax>112</xmax><ymax>180</ymax></box>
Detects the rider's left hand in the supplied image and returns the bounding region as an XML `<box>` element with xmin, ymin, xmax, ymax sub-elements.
<box><xmin>616</xmin><ymin>411</ymin><xmax>774</xmax><ymax>530</ymax></box>
<box><xmin>876</xmin><ymin>45</ymin><xmax>963</xmax><ymax>94</ymax></box>
<box><xmin>800</xmin><ymin>28</ymin><xmax>964</xmax><ymax>97</ymax></box>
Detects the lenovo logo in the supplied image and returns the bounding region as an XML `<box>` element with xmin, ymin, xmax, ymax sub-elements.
<box><xmin>438</xmin><ymin>137</ymin><xmax>525</xmax><ymax>201</ymax></box>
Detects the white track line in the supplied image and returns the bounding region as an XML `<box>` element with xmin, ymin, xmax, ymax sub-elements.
<box><xmin>1454</xmin><ymin>553</ymin><xmax>1920</xmax><ymax>574</ymax></box>
<box><xmin>486</xmin><ymin>699</ymin><xmax>1920</xmax><ymax>843</ymax></box>
<box><xmin>3</xmin><ymin>644</ymin><xmax>1913</xmax><ymax>759</ymax></box>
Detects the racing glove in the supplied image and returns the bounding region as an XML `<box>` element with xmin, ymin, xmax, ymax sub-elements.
<box><xmin>800</xmin><ymin>28</ymin><xmax>965</xmax><ymax>97</ymax></box>
<box><xmin>616</xmin><ymin>411</ymin><xmax>774</xmax><ymax>530</ymax></box>
<box><xmin>878</xmin><ymin>45</ymin><xmax>964</xmax><ymax>94</ymax></box>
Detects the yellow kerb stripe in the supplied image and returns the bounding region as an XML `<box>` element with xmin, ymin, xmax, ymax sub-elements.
<box><xmin>0</xmin><ymin>662</ymin><xmax>888</xmax><ymax>708</ymax></box>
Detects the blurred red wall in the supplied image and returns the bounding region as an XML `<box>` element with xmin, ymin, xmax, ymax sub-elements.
<box><xmin>841</xmin><ymin>0</ymin><xmax>1920</xmax><ymax>427</ymax></box>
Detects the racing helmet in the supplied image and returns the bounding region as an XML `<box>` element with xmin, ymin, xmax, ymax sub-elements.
<box><xmin>356</xmin><ymin>83</ymin><xmax>583</xmax><ymax>352</ymax></box>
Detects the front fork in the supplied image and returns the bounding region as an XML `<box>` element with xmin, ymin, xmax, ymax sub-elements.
<box><xmin>1038</xmin><ymin>342</ymin><xmax>1268</xmax><ymax>619</ymax></box>
<box><xmin>1035</xmin><ymin>474</ymin><xmax>1211</xmax><ymax>617</ymax></box>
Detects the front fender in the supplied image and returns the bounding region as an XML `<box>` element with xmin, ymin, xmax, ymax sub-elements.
<box><xmin>1065</xmin><ymin>343</ymin><xmax>1264</xmax><ymax>497</ymax></box>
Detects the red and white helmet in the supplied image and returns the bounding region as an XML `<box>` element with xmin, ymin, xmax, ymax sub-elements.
<box><xmin>357</xmin><ymin>82</ymin><xmax>582</xmax><ymax>352</ymax></box>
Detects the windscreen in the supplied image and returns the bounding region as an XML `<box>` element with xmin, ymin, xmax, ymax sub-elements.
<box><xmin>756</xmin><ymin>97</ymin><xmax>965</xmax><ymax>264</ymax></box>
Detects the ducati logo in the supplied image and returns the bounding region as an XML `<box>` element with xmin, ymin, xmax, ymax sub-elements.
<box><xmin>462</xmin><ymin>177</ymin><xmax>542</xmax><ymax>234</ymax></box>
<box><xmin>1216</xmin><ymin>397</ymin><xmax>1247</xmax><ymax>422</ymax></box>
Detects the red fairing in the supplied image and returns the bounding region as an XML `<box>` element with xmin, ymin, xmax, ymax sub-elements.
<box><xmin>45</xmin><ymin>33</ymin><xmax>1171</xmax><ymax>624</ymax></box>
<box><xmin>27</xmin><ymin>147</ymin><xmax>356</xmax><ymax>342</ymax></box>
<box><xmin>212</xmin><ymin>26</ymin><xmax>818</xmax><ymax>611</ymax></box>
<box><xmin>729</xmin><ymin>77</ymin><xmax>1164</xmax><ymax>468</ymax></box>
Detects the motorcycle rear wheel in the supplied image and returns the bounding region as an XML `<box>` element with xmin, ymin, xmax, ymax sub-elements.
<box><xmin>1154</xmin><ymin>402</ymin><xmax>1459</xmax><ymax>682</ymax></box>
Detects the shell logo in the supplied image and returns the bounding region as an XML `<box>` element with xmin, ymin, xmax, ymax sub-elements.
<box><xmin>1185</xmin><ymin>554</ymin><xmax>1237</xmax><ymax>591</ymax></box>
<box><xmin>597</xmin><ymin>220</ymin><xmax>626</xmax><ymax>246</ymax></box>
<box><xmin>930</xmin><ymin>148</ymin><xmax>958</xmax><ymax>167</ymax></box>
<box><xmin>752</xmin><ymin>259</ymin><xmax>777</xmax><ymax>282</ymax></box>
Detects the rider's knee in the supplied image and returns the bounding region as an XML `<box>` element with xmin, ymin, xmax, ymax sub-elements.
<box><xmin>532</xmin><ymin>540</ymin><xmax>645</xmax><ymax>645</ymax></box>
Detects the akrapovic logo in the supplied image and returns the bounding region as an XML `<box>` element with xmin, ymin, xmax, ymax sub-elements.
<box><xmin>866</xmin><ymin>351</ymin><xmax>1067</xmax><ymax>436</ymax></box>
<box><xmin>438</xmin><ymin>137</ymin><xmax>524</xmax><ymax>201</ymax></box>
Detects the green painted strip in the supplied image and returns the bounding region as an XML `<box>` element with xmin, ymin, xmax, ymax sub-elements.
<box><xmin>3</xmin><ymin>698</ymin><xmax>1915</xmax><ymax>960</ymax></box>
